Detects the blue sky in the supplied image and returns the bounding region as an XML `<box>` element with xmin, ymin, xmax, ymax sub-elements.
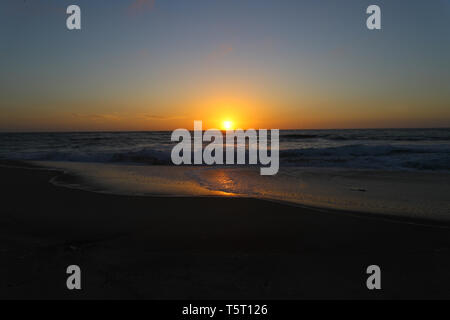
<box><xmin>0</xmin><ymin>0</ymin><xmax>449</xmax><ymax>131</ymax></box>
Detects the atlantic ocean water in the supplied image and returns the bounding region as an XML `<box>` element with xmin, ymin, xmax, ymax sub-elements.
<box><xmin>1</xmin><ymin>128</ymin><xmax>449</xmax><ymax>171</ymax></box>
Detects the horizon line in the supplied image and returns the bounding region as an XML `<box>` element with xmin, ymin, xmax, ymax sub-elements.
<box><xmin>0</xmin><ymin>127</ymin><xmax>449</xmax><ymax>134</ymax></box>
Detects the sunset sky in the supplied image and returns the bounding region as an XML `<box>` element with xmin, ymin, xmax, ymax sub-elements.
<box><xmin>1</xmin><ymin>0</ymin><xmax>450</xmax><ymax>131</ymax></box>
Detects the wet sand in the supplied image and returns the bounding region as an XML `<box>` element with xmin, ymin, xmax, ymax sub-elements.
<box><xmin>1</xmin><ymin>162</ymin><xmax>450</xmax><ymax>299</ymax></box>
<box><xmin>37</xmin><ymin>161</ymin><xmax>450</xmax><ymax>221</ymax></box>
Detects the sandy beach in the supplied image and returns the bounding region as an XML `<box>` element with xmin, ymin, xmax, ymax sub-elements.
<box><xmin>1</xmin><ymin>162</ymin><xmax>450</xmax><ymax>299</ymax></box>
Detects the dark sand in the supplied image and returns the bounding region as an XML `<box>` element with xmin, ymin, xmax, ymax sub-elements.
<box><xmin>1</xmin><ymin>162</ymin><xmax>450</xmax><ymax>299</ymax></box>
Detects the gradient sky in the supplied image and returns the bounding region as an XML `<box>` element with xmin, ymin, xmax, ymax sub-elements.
<box><xmin>1</xmin><ymin>0</ymin><xmax>449</xmax><ymax>131</ymax></box>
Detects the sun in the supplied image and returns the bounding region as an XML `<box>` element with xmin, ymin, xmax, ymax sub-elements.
<box><xmin>222</xmin><ymin>120</ymin><xmax>234</xmax><ymax>130</ymax></box>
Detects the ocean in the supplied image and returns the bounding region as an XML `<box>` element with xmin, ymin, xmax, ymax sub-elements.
<box><xmin>1</xmin><ymin>128</ymin><xmax>449</xmax><ymax>171</ymax></box>
<box><xmin>1</xmin><ymin>128</ymin><xmax>450</xmax><ymax>220</ymax></box>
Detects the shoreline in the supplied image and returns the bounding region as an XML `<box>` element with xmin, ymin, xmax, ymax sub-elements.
<box><xmin>2</xmin><ymin>160</ymin><xmax>450</xmax><ymax>299</ymax></box>
<box><xmin>33</xmin><ymin>161</ymin><xmax>450</xmax><ymax>222</ymax></box>
<box><xmin>4</xmin><ymin>160</ymin><xmax>450</xmax><ymax>228</ymax></box>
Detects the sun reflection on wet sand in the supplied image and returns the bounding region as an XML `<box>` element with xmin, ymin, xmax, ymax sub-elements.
<box><xmin>213</xmin><ymin>190</ymin><xmax>238</xmax><ymax>197</ymax></box>
<box><xmin>207</xmin><ymin>169</ymin><xmax>237</xmax><ymax>194</ymax></box>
